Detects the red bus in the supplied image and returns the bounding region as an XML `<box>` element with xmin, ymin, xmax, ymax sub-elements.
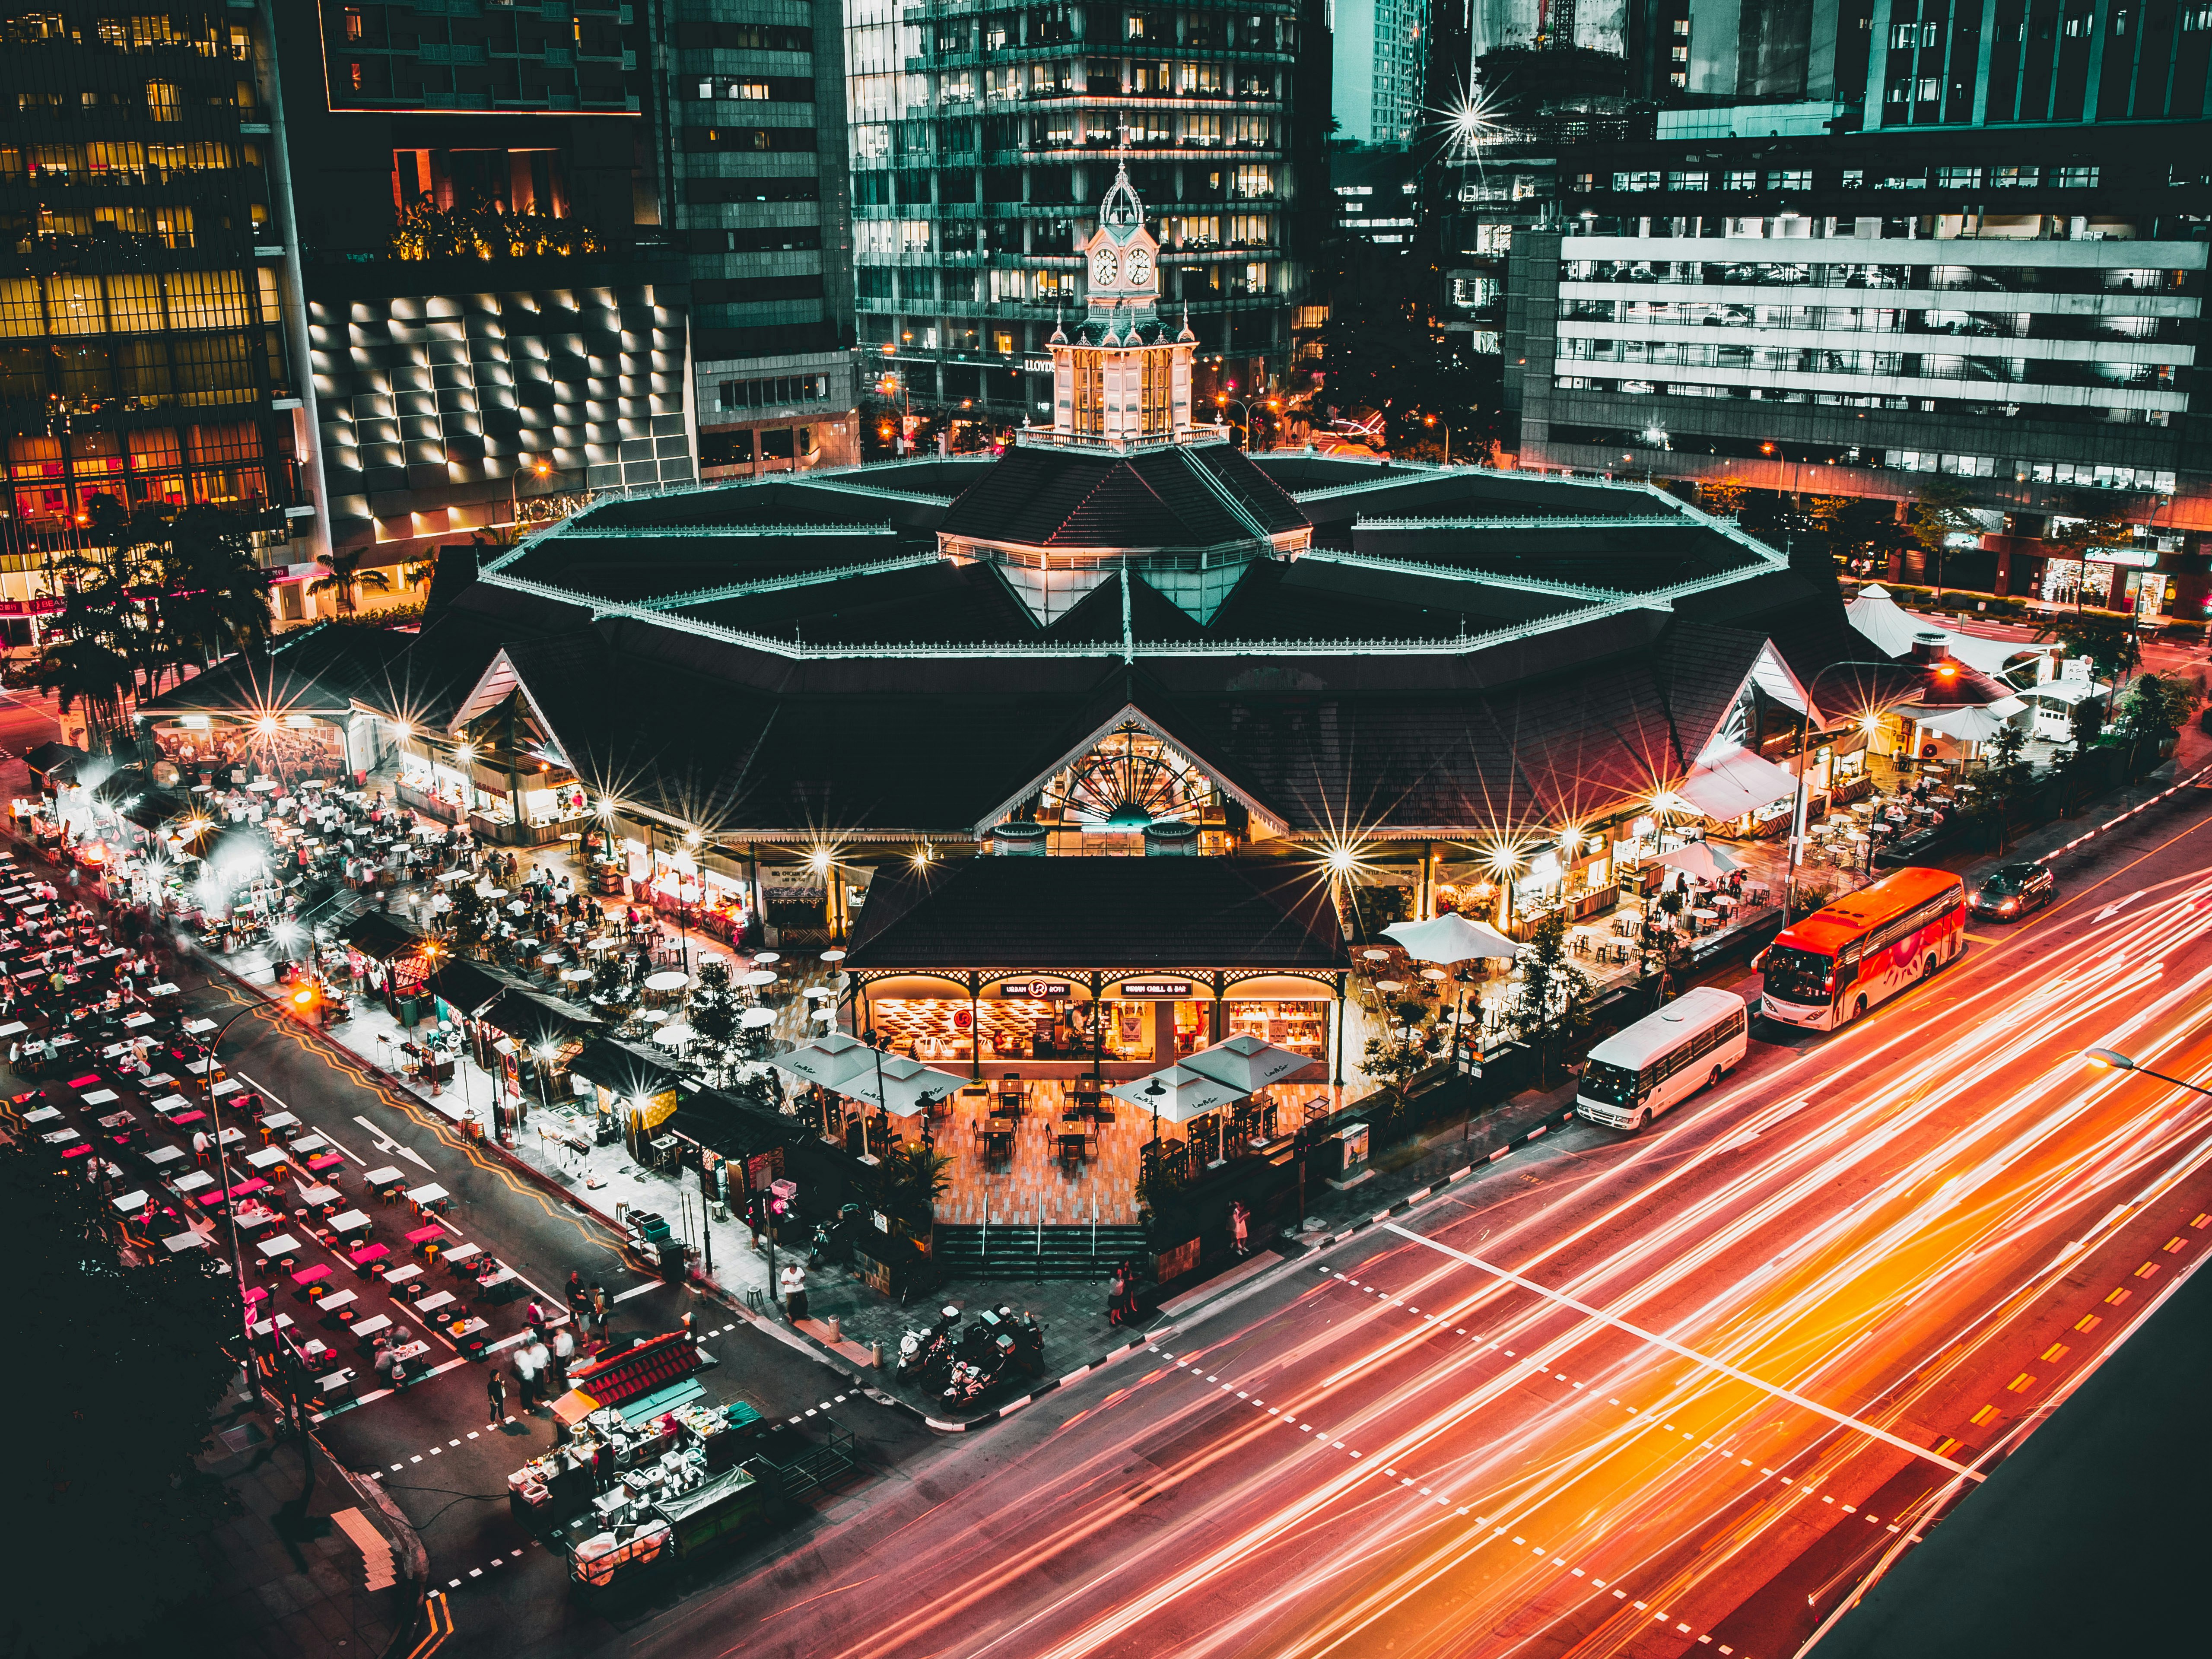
<box><xmin>1757</xmin><ymin>866</ymin><xmax>1968</xmax><ymax>1033</ymax></box>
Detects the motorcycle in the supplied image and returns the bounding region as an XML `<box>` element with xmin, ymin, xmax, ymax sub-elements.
<box><xmin>941</xmin><ymin>1331</ymin><xmax>1017</xmax><ymax>1408</ymax></box>
<box><xmin>896</xmin><ymin>1304</ymin><xmax>963</xmax><ymax>1385</ymax></box>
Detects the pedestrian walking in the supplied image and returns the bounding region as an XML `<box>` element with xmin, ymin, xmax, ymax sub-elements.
<box><xmin>1106</xmin><ymin>1264</ymin><xmax>1127</xmax><ymax>1326</ymax></box>
<box><xmin>1116</xmin><ymin>1259</ymin><xmax>1142</xmax><ymax>1324</ymax></box>
<box><xmin>779</xmin><ymin>1260</ymin><xmax>807</xmax><ymax>1322</ymax></box>
<box><xmin>486</xmin><ymin>1369</ymin><xmax>507</xmax><ymax>1427</ymax></box>
<box><xmin>514</xmin><ymin>1351</ymin><xmax>537</xmax><ymax>1411</ymax></box>
<box><xmin>565</xmin><ymin>1270</ymin><xmax>587</xmax><ymax>1321</ymax></box>
<box><xmin>552</xmin><ymin>1325</ymin><xmax>575</xmax><ymax>1388</ymax></box>
<box><xmin>1230</xmin><ymin>1200</ymin><xmax>1249</xmax><ymax>1259</ymax></box>
<box><xmin>590</xmin><ymin>1283</ymin><xmax>609</xmax><ymax>1333</ymax></box>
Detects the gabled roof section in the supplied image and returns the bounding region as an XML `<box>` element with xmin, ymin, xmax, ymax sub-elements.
<box><xmin>938</xmin><ymin>440</ymin><xmax>1309</xmax><ymax>552</ymax></box>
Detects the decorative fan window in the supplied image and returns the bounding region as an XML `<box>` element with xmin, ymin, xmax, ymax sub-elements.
<box><xmin>1034</xmin><ymin>722</ymin><xmax>1218</xmax><ymax>832</ymax></box>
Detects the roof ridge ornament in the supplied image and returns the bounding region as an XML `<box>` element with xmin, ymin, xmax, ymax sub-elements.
<box><xmin>1099</xmin><ymin>129</ymin><xmax>1144</xmax><ymax>235</ymax></box>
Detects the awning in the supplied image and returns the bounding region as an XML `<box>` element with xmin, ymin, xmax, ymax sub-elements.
<box><xmin>337</xmin><ymin>910</ymin><xmax>421</xmax><ymax>962</ymax></box>
<box><xmin>1107</xmin><ymin>1065</ymin><xmax>1247</xmax><ymax>1124</ymax></box>
<box><xmin>1917</xmin><ymin>705</ymin><xmax>2011</xmax><ymax>742</ymax></box>
<box><xmin>1674</xmin><ymin>745</ymin><xmax>1800</xmax><ymax>820</ymax></box>
<box><xmin>567</xmin><ymin>1036</ymin><xmax>680</xmax><ymax>1098</ymax></box>
<box><xmin>2024</xmin><ymin>679</ymin><xmax>2110</xmax><ymax>706</ymax></box>
<box><xmin>1381</xmin><ymin>913</ymin><xmax>1518</xmax><ymax>964</ymax></box>
<box><xmin>425</xmin><ymin>959</ymin><xmax>510</xmax><ymax>1020</ymax></box>
<box><xmin>477</xmin><ymin>988</ymin><xmax>597</xmax><ymax>1047</ymax></box>
<box><xmin>122</xmin><ymin>790</ymin><xmax>185</xmax><ymax>831</ymax></box>
<box><xmin>23</xmin><ymin>741</ymin><xmax>86</xmax><ymax>781</ymax></box>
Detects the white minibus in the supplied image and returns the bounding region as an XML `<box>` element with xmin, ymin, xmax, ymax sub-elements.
<box><xmin>1576</xmin><ymin>986</ymin><xmax>1750</xmax><ymax>1131</ymax></box>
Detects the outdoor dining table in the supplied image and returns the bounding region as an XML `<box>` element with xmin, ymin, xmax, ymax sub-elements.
<box><xmin>290</xmin><ymin>1134</ymin><xmax>328</xmax><ymax>1156</ymax></box>
<box><xmin>0</xmin><ymin>1020</ymin><xmax>26</xmax><ymax>1037</ymax></box>
<box><xmin>256</xmin><ymin>1232</ymin><xmax>302</xmax><ymax>1259</ymax></box>
<box><xmin>406</xmin><ymin>1182</ymin><xmax>449</xmax><ymax>1211</ymax></box>
<box><xmin>22</xmin><ymin>1105</ymin><xmax>59</xmax><ymax>1124</ymax></box>
<box><xmin>330</xmin><ymin>1208</ymin><xmax>372</xmax><ymax>1235</ymax></box>
<box><xmin>96</xmin><ymin>1110</ymin><xmax>133</xmax><ymax>1129</ymax></box>
<box><xmin>145</xmin><ymin>1144</ymin><xmax>184</xmax><ymax>1167</ymax></box>
<box><xmin>122</xmin><ymin>1012</ymin><xmax>153</xmax><ymax>1029</ymax></box>
<box><xmin>173</xmin><ymin>1170</ymin><xmax>214</xmax><ymax>1193</ymax></box>
<box><xmin>245</xmin><ymin>1145</ymin><xmax>288</xmax><ymax>1171</ymax></box>
<box><xmin>261</xmin><ymin>1110</ymin><xmax>299</xmax><ymax>1134</ymax></box>
<box><xmin>39</xmin><ymin>1127</ymin><xmax>79</xmax><ymax>1145</ymax></box>
<box><xmin>183</xmin><ymin>1018</ymin><xmax>216</xmax><ymax>1035</ymax></box>
<box><xmin>150</xmin><ymin>1093</ymin><xmax>191</xmax><ymax>1113</ymax></box>
<box><xmin>298</xmin><ymin>1181</ymin><xmax>340</xmax><ymax>1206</ymax></box>
<box><xmin>382</xmin><ymin>1262</ymin><xmax>421</xmax><ymax>1286</ymax></box>
<box><xmin>111</xmin><ymin>1189</ymin><xmax>148</xmax><ymax>1213</ymax></box>
<box><xmin>80</xmin><ymin>1087</ymin><xmax>118</xmax><ymax>1105</ymax></box>
<box><xmin>215</xmin><ymin>1125</ymin><xmax>246</xmax><ymax>1147</ymax></box>
<box><xmin>349</xmin><ymin>1313</ymin><xmax>392</xmax><ymax>1341</ymax></box>
<box><xmin>362</xmin><ymin>1165</ymin><xmax>403</xmax><ymax>1188</ymax></box>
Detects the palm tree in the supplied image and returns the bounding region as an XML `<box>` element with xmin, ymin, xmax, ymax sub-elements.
<box><xmin>307</xmin><ymin>550</ymin><xmax>392</xmax><ymax>615</ymax></box>
<box><xmin>153</xmin><ymin>506</ymin><xmax>271</xmax><ymax>680</ymax></box>
<box><xmin>35</xmin><ymin>634</ymin><xmax>137</xmax><ymax>746</ymax></box>
<box><xmin>402</xmin><ymin>558</ymin><xmax>437</xmax><ymax>589</ymax></box>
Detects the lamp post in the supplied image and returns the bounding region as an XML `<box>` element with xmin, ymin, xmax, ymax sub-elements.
<box><xmin>508</xmin><ymin>458</ymin><xmax>551</xmax><ymax>537</ymax></box>
<box><xmin>1781</xmin><ymin>659</ymin><xmax>1929</xmax><ymax>918</ymax></box>
<box><xmin>2085</xmin><ymin>1047</ymin><xmax>2212</xmax><ymax>1096</ymax></box>
<box><xmin>1213</xmin><ymin>395</ymin><xmax>1253</xmax><ymax>449</ymax></box>
<box><xmin>194</xmin><ymin>993</ymin><xmax>311</xmax><ymax>1411</ymax></box>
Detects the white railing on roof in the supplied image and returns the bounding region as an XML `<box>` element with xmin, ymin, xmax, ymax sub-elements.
<box><xmin>1352</xmin><ymin>514</ymin><xmax>1679</xmax><ymax>532</ymax></box>
<box><xmin>635</xmin><ymin>551</ymin><xmax>947</xmax><ymax>611</ymax></box>
<box><xmin>1300</xmin><ymin>545</ymin><xmax>1634</xmax><ymax>604</ymax></box>
<box><xmin>559</xmin><ymin>521</ymin><xmax>899</xmax><ymax>539</ymax></box>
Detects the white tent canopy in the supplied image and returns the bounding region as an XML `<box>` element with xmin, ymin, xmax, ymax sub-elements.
<box><xmin>1382</xmin><ymin>912</ymin><xmax>1519</xmax><ymax>964</ymax></box>
<box><xmin>1845</xmin><ymin>585</ymin><xmax>2048</xmax><ymax>680</ymax></box>
<box><xmin>2023</xmin><ymin>678</ymin><xmax>2110</xmax><ymax>706</ymax></box>
<box><xmin>1649</xmin><ymin>840</ymin><xmax>1745</xmax><ymax>881</ymax></box>
<box><xmin>832</xmin><ymin>1052</ymin><xmax>966</xmax><ymax>1117</ymax></box>
<box><xmin>1917</xmin><ymin>704</ymin><xmax>2012</xmax><ymax>742</ymax></box>
<box><xmin>1675</xmin><ymin>744</ymin><xmax>1800</xmax><ymax>820</ymax></box>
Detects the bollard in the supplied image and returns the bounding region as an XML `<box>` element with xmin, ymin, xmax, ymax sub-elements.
<box><xmin>825</xmin><ymin>1315</ymin><xmax>841</xmax><ymax>1343</ymax></box>
<box><xmin>869</xmin><ymin>1340</ymin><xmax>882</xmax><ymax>1369</ymax></box>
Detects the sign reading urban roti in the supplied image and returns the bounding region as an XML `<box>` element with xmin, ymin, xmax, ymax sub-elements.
<box><xmin>1119</xmin><ymin>980</ymin><xmax>1193</xmax><ymax>998</ymax></box>
<box><xmin>994</xmin><ymin>979</ymin><xmax>1072</xmax><ymax>999</ymax></box>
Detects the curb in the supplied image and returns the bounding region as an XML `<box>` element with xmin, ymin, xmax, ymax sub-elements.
<box><xmin>1304</xmin><ymin>1107</ymin><xmax>1582</xmax><ymax>1250</ymax></box>
<box><xmin>2035</xmin><ymin>760</ymin><xmax>2212</xmax><ymax>868</ymax></box>
<box><xmin>919</xmin><ymin>1328</ymin><xmax>1169</xmax><ymax>1433</ymax></box>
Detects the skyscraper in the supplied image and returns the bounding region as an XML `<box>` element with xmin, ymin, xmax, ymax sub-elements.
<box><xmin>0</xmin><ymin>4</ymin><xmax>308</xmax><ymax>634</ymax></box>
<box><xmin>1332</xmin><ymin>0</ymin><xmax>1428</xmax><ymax>147</ymax></box>
<box><xmin>842</xmin><ymin>0</ymin><xmax>1306</xmax><ymax>434</ymax></box>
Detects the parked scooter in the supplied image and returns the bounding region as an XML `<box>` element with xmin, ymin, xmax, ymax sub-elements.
<box><xmin>896</xmin><ymin>1304</ymin><xmax>962</xmax><ymax>1385</ymax></box>
<box><xmin>941</xmin><ymin>1331</ymin><xmax>1017</xmax><ymax>1408</ymax></box>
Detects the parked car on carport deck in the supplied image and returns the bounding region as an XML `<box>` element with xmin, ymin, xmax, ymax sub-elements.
<box><xmin>1969</xmin><ymin>862</ymin><xmax>2057</xmax><ymax>921</ymax></box>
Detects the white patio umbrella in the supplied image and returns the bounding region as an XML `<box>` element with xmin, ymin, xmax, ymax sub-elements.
<box><xmin>1383</xmin><ymin>912</ymin><xmax>1519</xmax><ymax>964</ymax></box>
<box><xmin>770</xmin><ymin>1029</ymin><xmax>875</xmax><ymax>1090</ymax></box>
<box><xmin>1649</xmin><ymin>840</ymin><xmax>1745</xmax><ymax>882</ymax></box>
<box><xmin>1109</xmin><ymin>1065</ymin><xmax>1247</xmax><ymax>1135</ymax></box>
<box><xmin>1918</xmin><ymin>703</ymin><xmax>2010</xmax><ymax>743</ymax></box>
<box><xmin>1182</xmin><ymin>1033</ymin><xmax>1315</xmax><ymax>1093</ymax></box>
<box><xmin>643</xmin><ymin>969</ymin><xmax>690</xmax><ymax>992</ymax></box>
<box><xmin>474</xmin><ymin>881</ymin><xmax>500</xmax><ymax>899</ymax></box>
<box><xmin>654</xmin><ymin>1022</ymin><xmax>694</xmax><ymax>1049</ymax></box>
<box><xmin>837</xmin><ymin>1052</ymin><xmax>966</xmax><ymax>1118</ymax></box>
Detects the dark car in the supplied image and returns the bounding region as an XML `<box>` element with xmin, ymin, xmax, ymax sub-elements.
<box><xmin>1970</xmin><ymin>862</ymin><xmax>2057</xmax><ymax>921</ymax></box>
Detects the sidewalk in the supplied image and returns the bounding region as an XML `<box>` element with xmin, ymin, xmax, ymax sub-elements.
<box><xmin>793</xmin><ymin>1075</ymin><xmax>1586</xmax><ymax>1425</ymax></box>
<box><xmin>194</xmin><ymin>1383</ymin><xmax>426</xmax><ymax>1659</ymax></box>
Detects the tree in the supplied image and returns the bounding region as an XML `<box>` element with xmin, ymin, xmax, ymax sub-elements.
<box><xmin>1499</xmin><ymin>909</ymin><xmax>1598</xmax><ymax>1082</ymax></box>
<box><xmin>35</xmin><ymin>632</ymin><xmax>138</xmax><ymax>744</ymax></box>
<box><xmin>307</xmin><ymin>549</ymin><xmax>392</xmax><ymax>615</ymax></box>
<box><xmin>1964</xmin><ymin>720</ymin><xmax>2036</xmax><ymax>853</ymax></box>
<box><xmin>2112</xmin><ymin>672</ymin><xmax>2198</xmax><ymax>747</ymax></box>
<box><xmin>0</xmin><ymin>1145</ymin><xmax>238</xmax><ymax>1658</ymax></box>
<box><xmin>153</xmin><ymin>506</ymin><xmax>273</xmax><ymax>677</ymax></box>
<box><xmin>1315</xmin><ymin>240</ymin><xmax>1506</xmax><ymax>464</ymax></box>
<box><xmin>1699</xmin><ymin>477</ymin><xmax>1748</xmax><ymax>519</ymax></box>
<box><xmin>1907</xmin><ymin>476</ymin><xmax>1978</xmax><ymax>601</ymax></box>
<box><xmin>2035</xmin><ymin>611</ymin><xmax>2142</xmax><ymax>682</ymax></box>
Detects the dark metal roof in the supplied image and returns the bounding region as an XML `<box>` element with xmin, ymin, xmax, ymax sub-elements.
<box><xmin>938</xmin><ymin>440</ymin><xmax>1308</xmax><ymax>550</ymax></box>
<box><xmin>424</xmin><ymin>958</ymin><xmax>511</xmax><ymax>1018</ymax></box>
<box><xmin>138</xmin><ymin>624</ymin><xmax>413</xmax><ymax>720</ymax></box>
<box><xmin>335</xmin><ymin>909</ymin><xmax>420</xmax><ymax>961</ymax></box>
<box><xmin>845</xmin><ymin>857</ymin><xmax>1348</xmax><ymax>973</ymax></box>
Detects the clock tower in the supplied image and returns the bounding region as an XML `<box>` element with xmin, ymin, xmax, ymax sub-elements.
<box><xmin>1049</xmin><ymin>162</ymin><xmax>1195</xmax><ymax>447</ymax></box>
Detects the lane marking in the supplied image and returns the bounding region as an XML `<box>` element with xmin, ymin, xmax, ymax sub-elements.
<box><xmin>1383</xmin><ymin>1223</ymin><xmax>1985</xmax><ymax>1481</ymax></box>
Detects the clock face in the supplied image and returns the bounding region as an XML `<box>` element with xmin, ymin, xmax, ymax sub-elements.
<box><xmin>1125</xmin><ymin>248</ymin><xmax>1153</xmax><ymax>288</ymax></box>
<box><xmin>1091</xmin><ymin>247</ymin><xmax>1119</xmax><ymax>287</ymax></box>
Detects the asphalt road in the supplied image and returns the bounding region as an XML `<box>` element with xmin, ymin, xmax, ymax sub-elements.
<box><xmin>591</xmin><ymin>784</ymin><xmax>2212</xmax><ymax>1659</ymax></box>
<box><xmin>160</xmin><ymin>970</ymin><xmax>933</xmax><ymax>1658</ymax></box>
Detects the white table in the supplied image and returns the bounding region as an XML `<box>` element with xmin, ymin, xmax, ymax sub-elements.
<box><xmin>406</xmin><ymin>1183</ymin><xmax>449</xmax><ymax>1208</ymax></box>
<box><xmin>414</xmin><ymin>1290</ymin><xmax>456</xmax><ymax>1316</ymax></box>
<box><xmin>318</xmin><ymin>1288</ymin><xmax>357</xmax><ymax>1314</ymax></box>
<box><xmin>183</xmin><ymin>1017</ymin><xmax>216</xmax><ymax>1035</ymax></box>
<box><xmin>250</xmin><ymin>1314</ymin><xmax>296</xmax><ymax>1339</ymax></box>
<box><xmin>40</xmin><ymin>1128</ymin><xmax>79</xmax><ymax>1145</ymax></box>
<box><xmin>257</xmin><ymin>1233</ymin><xmax>302</xmax><ymax>1259</ymax></box>
<box><xmin>149</xmin><ymin>982</ymin><xmax>180</xmax><ymax>997</ymax></box>
<box><xmin>79</xmin><ymin>1087</ymin><xmax>118</xmax><ymax>1105</ymax></box>
<box><xmin>22</xmin><ymin>1105</ymin><xmax>58</xmax><ymax>1124</ymax></box>
<box><xmin>298</xmin><ymin>1183</ymin><xmax>340</xmax><ymax>1206</ymax></box>
<box><xmin>245</xmin><ymin>1146</ymin><xmax>287</xmax><ymax>1171</ymax></box>
<box><xmin>330</xmin><ymin>1208</ymin><xmax>371</xmax><ymax>1235</ymax></box>
<box><xmin>122</xmin><ymin>1012</ymin><xmax>154</xmax><ymax>1029</ymax></box>
<box><xmin>215</xmin><ymin>1126</ymin><xmax>246</xmax><ymax>1147</ymax></box>
<box><xmin>290</xmin><ymin>1135</ymin><xmax>328</xmax><ymax>1155</ymax></box>
<box><xmin>111</xmin><ymin>1189</ymin><xmax>148</xmax><ymax>1212</ymax></box>
<box><xmin>0</xmin><ymin>1020</ymin><xmax>24</xmax><ymax>1036</ymax></box>
<box><xmin>382</xmin><ymin>1262</ymin><xmax>421</xmax><ymax>1286</ymax></box>
<box><xmin>440</xmin><ymin>1241</ymin><xmax>481</xmax><ymax>1265</ymax></box>
<box><xmin>162</xmin><ymin>1232</ymin><xmax>207</xmax><ymax>1254</ymax></box>
<box><xmin>350</xmin><ymin>1314</ymin><xmax>392</xmax><ymax>1340</ymax></box>
<box><xmin>145</xmin><ymin>1144</ymin><xmax>184</xmax><ymax>1167</ymax></box>
<box><xmin>362</xmin><ymin>1165</ymin><xmax>403</xmax><ymax>1187</ymax></box>
<box><xmin>211</xmin><ymin>1078</ymin><xmax>242</xmax><ymax>1097</ymax></box>
<box><xmin>173</xmin><ymin>1170</ymin><xmax>214</xmax><ymax>1193</ymax></box>
<box><xmin>150</xmin><ymin>1094</ymin><xmax>190</xmax><ymax>1113</ymax></box>
<box><xmin>261</xmin><ymin>1111</ymin><xmax>299</xmax><ymax>1133</ymax></box>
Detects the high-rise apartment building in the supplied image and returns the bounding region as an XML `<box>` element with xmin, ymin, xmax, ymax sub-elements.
<box><xmin>0</xmin><ymin>4</ymin><xmax>309</xmax><ymax>626</ymax></box>
<box><xmin>1332</xmin><ymin>0</ymin><xmax>1426</xmax><ymax>146</ymax></box>
<box><xmin>842</xmin><ymin>0</ymin><xmax>1306</xmax><ymax>429</ymax></box>
<box><xmin>649</xmin><ymin>2</ymin><xmax>859</xmax><ymax>475</ymax></box>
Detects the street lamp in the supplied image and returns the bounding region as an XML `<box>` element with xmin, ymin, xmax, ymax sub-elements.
<box><xmin>1214</xmin><ymin>394</ymin><xmax>1254</xmax><ymax>449</ymax></box>
<box><xmin>509</xmin><ymin>457</ymin><xmax>552</xmax><ymax>534</ymax></box>
<box><xmin>2085</xmin><ymin>1047</ymin><xmax>2212</xmax><ymax>1096</ymax></box>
